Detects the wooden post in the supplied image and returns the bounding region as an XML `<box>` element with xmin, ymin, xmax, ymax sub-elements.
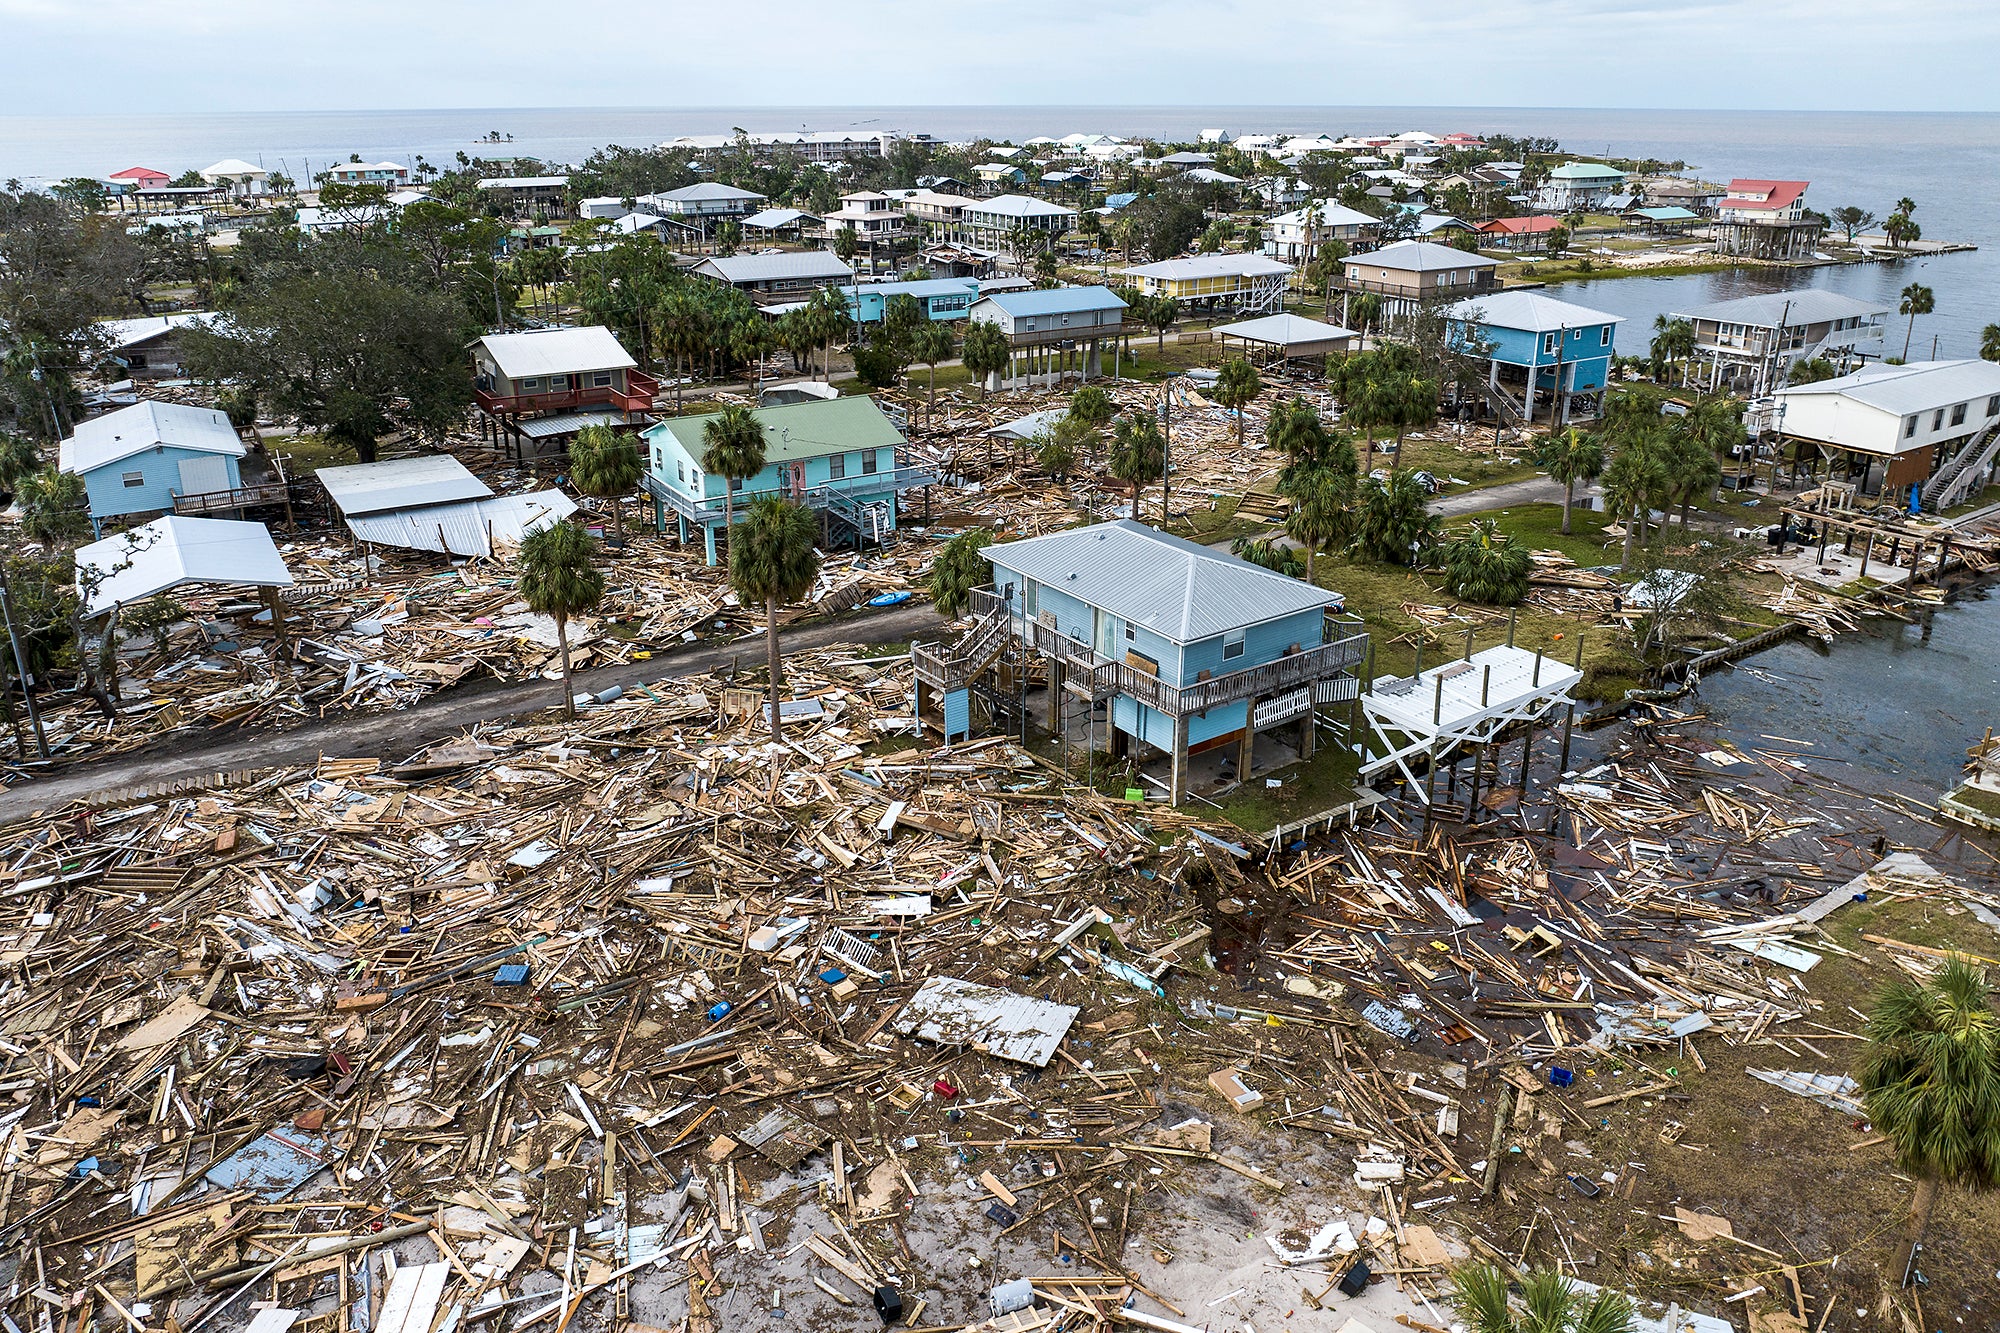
<box><xmin>1859</xmin><ymin>533</ymin><xmax>1875</xmax><ymax>580</ymax></box>
<box><xmin>1169</xmin><ymin>713</ymin><xmax>1190</xmax><ymax>807</ymax></box>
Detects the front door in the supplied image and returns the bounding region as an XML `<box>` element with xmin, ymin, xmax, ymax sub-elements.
<box><xmin>1094</xmin><ymin>609</ymin><xmax>1117</xmax><ymax>659</ymax></box>
<box><xmin>789</xmin><ymin>462</ymin><xmax>807</xmax><ymax>500</ymax></box>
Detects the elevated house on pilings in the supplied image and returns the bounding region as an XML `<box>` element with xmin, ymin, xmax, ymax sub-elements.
<box><xmin>1444</xmin><ymin>290</ymin><xmax>1622</xmax><ymax>427</ymax></box>
<box><xmin>471</xmin><ymin>326</ymin><xmax>658</xmax><ymax>459</ymax></box>
<box><xmin>1768</xmin><ymin>359</ymin><xmax>2000</xmax><ymax>509</ymax></box>
<box><xmin>912</xmin><ymin>521</ymin><xmax>1369</xmax><ymax>806</ymax></box>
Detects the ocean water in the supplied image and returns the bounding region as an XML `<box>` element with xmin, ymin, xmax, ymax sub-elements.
<box><xmin>3</xmin><ymin>104</ymin><xmax>1991</xmax><ymax>359</ymax></box>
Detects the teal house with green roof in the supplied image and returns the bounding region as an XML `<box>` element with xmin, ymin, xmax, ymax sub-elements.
<box><xmin>641</xmin><ymin>396</ymin><xmax>935</xmax><ymax>563</ymax></box>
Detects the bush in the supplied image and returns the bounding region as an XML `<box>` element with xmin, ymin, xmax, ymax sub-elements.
<box><xmin>1229</xmin><ymin>535</ymin><xmax>1305</xmax><ymax>578</ymax></box>
<box><xmin>1441</xmin><ymin>518</ymin><xmax>1532</xmax><ymax>604</ymax></box>
<box><xmin>851</xmin><ymin>344</ymin><xmax>905</xmax><ymax>390</ymax></box>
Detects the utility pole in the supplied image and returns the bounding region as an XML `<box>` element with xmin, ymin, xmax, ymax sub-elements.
<box><xmin>0</xmin><ymin>562</ymin><xmax>48</xmax><ymax>760</ymax></box>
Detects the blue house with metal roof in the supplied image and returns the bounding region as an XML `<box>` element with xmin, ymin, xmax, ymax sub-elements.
<box><xmin>641</xmin><ymin>396</ymin><xmax>934</xmax><ymax>563</ymax></box>
<box><xmin>967</xmin><ymin>286</ymin><xmax>1128</xmax><ymax>387</ymax></box>
<box><xmin>1445</xmin><ymin>290</ymin><xmax>1622</xmax><ymax>425</ymax></box>
<box><xmin>845</xmin><ymin>277</ymin><xmax>982</xmax><ymax>325</ymax></box>
<box><xmin>911</xmin><ymin>520</ymin><xmax>1368</xmax><ymax>804</ymax></box>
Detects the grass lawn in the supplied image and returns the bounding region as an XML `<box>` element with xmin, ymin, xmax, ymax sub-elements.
<box><xmin>1210</xmin><ymin>740</ymin><xmax>1364</xmax><ymax>834</ymax></box>
<box><xmin>269</xmin><ymin>431</ymin><xmax>355</xmax><ymax>476</ymax></box>
<box><xmin>1383</xmin><ymin>434</ymin><xmax>1545</xmax><ymax>491</ymax></box>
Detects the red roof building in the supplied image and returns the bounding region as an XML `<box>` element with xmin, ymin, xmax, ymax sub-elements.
<box><xmin>1713</xmin><ymin>180</ymin><xmax>1819</xmax><ymax>259</ymax></box>
<box><xmin>1477</xmin><ymin>216</ymin><xmax>1561</xmax><ymax>235</ymax></box>
<box><xmin>108</xmin><ymin>167</ymin><xmax>171</xmax><ymax>185</ymax></box>
<box><xmin>1717</xmin><ymin>179</ymin><xmax>1809</xmax><ymax>220</ymax></box>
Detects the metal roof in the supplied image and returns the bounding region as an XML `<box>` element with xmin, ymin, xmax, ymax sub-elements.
<box><xmin>1118</xmin><ymin>255</ymin><xmax>1292</xmax><ymax>281</ymax></box>
<box><xmin>344</xmin><ymin>489</ymin><xmax>577</xmax><ymax>559</ymax></box>
<box><xmin>515</xmin><ymin>410</ymin><xmax>629</xmax><ymax>440</ymax></box>
<box><xmin>984</xmin><ymin>408</ymin><xmax>1066</xmax><ymax>440</ymax></box>
<box><xmin>644</xmin><ymin>394</ymin><xmax>906</xmax><ymax>466</ymax></box>
<box><xmin>1445</xmin><ymin>290</ymin><xmax>1623</xmax><ymax>334</ymax></box>
<box><xmin>200</xmin><ymin>159</ymin><xmax>265</xmax><ymax>178</ymax></box>
<box><xmin>1671</xmin><ymin>289</ymin><xmax>1890</xmax><ymax>328</ymax></box>
<box><xmin>59</xmin><ymin>400</ymin><xmax>245</xmax><ymax>475</ymax></box>
<box><xmin>1269</xmin><ymin>201</ymin><xmax>1377</xmax><ymax>228</ymax></box>
<box><xmin>975</xmin><ymin>286</ymin><xmax>1127</xmax><ymax>318</ymax></box>
<box><xmin>76</xmin><ymin>516</ymin><xmax>291</xmax><ymax>616</ymax></box>
<box><xmin>845</xmin><ymin>277</ymin><xmax>981</xmax><ymax>301</ymax></box>
<box><xmin>1354</xmin><ymin>240</ymin><xmax>1500</xmax><ymax>274</ymax></box>
<box><xmin>893</xmin><ymin>977</ymin><xmax>1078</xmax><ymax>1068</ymax></box>
<box><xmin>1774</xmin><ymin>360</ymin><xmax>2000</xmax><ymax>415</ymax></box>
<box><xmin>1213</xmin><ymin>312</ymin><xmax>1358</xmax><ymax>348</ymax></box>
<box><xmin>741</xmin><ymin>208</ymin><xmax>818</xmax><ymax>229</ymax></box>
<box><xmin>1548</xmin><ymin>162</ymin><xmax>1624</xmax><ymax>180</ymax></box>
<box><xmin>650</xmin><ymin>182</ymin><xmax>765</xmax><ymax>203</ymax></box>
<box><xmin>695</xmin><ymin>251</ymin><xmax>854</xmax><ymax>284</ymax></box>
<box><xmin>963</xmin><ymin>194</ymin><xmax>1077</xmax><ymax>219</ymax></box>
<box><xmin>476</xmin><ymin>326</ymin><xmax>637</xmax><ymax>379</ymax></box>
<box><xmin>316</xmin><ymin>455</ymin><xmax>493</xmax><ymax>517</ymax></box>
<box><xmin>477</xmin><ymin>176</ymin><xmax>569</xmax><ymax>188</ymax></box>
<box><xmin>986</xmin><ymin>519</ymin><xmax>1342</xmax><ymax>644</ymax></box>
<box><xmin>94</xmin><ymin>311</ymin><xmax>220</xmax><ymax>350</ymax></box>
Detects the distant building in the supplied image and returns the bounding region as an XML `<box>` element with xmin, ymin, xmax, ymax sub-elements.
<box><xmin>470</xmin><ymin>326</ymin><xmax>657</xmax><ymax>454</ymax></box>
<box><xmin>821</xmin><ymin>191</ymin><xmax>907</xmax><ymax>241</ymax></box>
<box><xmin>845</xmin><ymin>277</ymin><xmax>981</xmax><ymax>325</ymax></box>
<box><xmin>974</xmin><ymin>163</ymin><xmax>1028</xmax><ymax>189</ymax></box>
<box><xmin>1475</xmin><ymin>215</ymin><xmax>1564</xmax><ymax>250</ymax></box>
<box><xmin>1711</xmin><ymin>179</ymin><xmax>1822</xmax><ymax>259</ymax></box>
<box><xmin>691</xmin><ymin>251</ymin><xmax>854</xmax><ymax>301</ymax></box>
<box><xmin>1773</xmin><ymin>360</ymin><xmax>2000</xmax><ymax>505</ymax></box>
<box><xmin>1640</xmin><ymin>179</ymin><xmax>1725</xmax><ymax>214</ymax></box>
<box><xmin>326</xmin><ymin>160</ymin><xmax>411</xmax><ymax>187</ymax></box>
<box><xmin>967</xmin><ymin>287</ymin><xmax>1127</xmax><ymax>387</ymax></box>
<box><xmin>94</xmin><ymin>312</ymin><xmax>221</xmax><ymax>378</ymax></box>
<box><xmin>642</xmin><ymin>395</ymin><xmax>932</xmax><ymax>563</ymax></box>
<box><xmin>1535</xmin><ymin>162</ymin><xmax>1625</xmax><ymax>212</ymax></box>
<box><xmin>957</xmin><ymin>195</ymin><xmax>1077</xmax><ymax>252</ymax></box>
<box><xmin>912</xmin><ymin>520</ymin><xmax>1367</xmax><ymax>804</ymax></box>
<box><xmin>1446</xmin><ymin>290</ymin><xmax>1622</xmax><ymax>426</ymax></box>
<box><xmin>659</xmin><ymin>131</ymin><xmax>917</xmax><ymax>163</ymax></box>
<box><xmin>1115</xmin><ymin>255</ymin><xmax>1293</xmax><ymax>315</ymax></box>
<box><xmin>1672</xmin><ymin>290</ymin><xmax>1889</xmax><ymax>395</ymax></box>
<box><xmin>199</xmin><ymin>159</ymin><xmax>268</xmax><ymax>198</ymax></box>
<box><xmin>59</xmin><ymin>400</ymin><xmax>247</xmax><ymax>530</ymax></box>
<box><xmin>476</xmin><ymin>176</ymin><xmax>570</xmax><ymax>218</ymax></box>
<box><xmin>640</xmin><ymin>182</ymin><xmax>767</xmax><ymax>221</ymax></box>
<box><xmin>1264</xmin><ymin>201</ymin><xmax>1379</xmax><ymax>263</ymax></box>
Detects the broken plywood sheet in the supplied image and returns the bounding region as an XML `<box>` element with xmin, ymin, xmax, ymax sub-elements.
<box><xmin>203</xmin><ymin>1125</ymin><xmax>339</xmax><ymax>1199</ymax></box>
<box><xmin>893</xmin><ymin>976</ymin><xmax>1078</xmax><ymax>1067</ymax></box>
<box><xmin>739</xmin><ymin>1108</ymin><xmax>831</xmax><ymax>1170</ymax></box>
<box><xmin>1747</xmin><ymin>1068</ymin><xmax>1862</xmax><ymax>1114</ymax></box>
<box><xmin>116</xmin><ymin>993</ymin><xmax>210</xmax><ymax>1051</ymax></box>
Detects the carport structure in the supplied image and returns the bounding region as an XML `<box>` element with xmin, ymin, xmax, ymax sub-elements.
<box><xmin>1212</xmin><ymin>312</ymin><xmax>1359</xmax><ymax>366</ymax></box>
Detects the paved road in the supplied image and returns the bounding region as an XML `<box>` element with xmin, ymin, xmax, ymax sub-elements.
<box><xmin>1432</xmin><ymin>476</ymin><xmax>1593</xmax><ymax>516</ymax></box>
<box><xmin>0</xmin><ymin>602</ymin><xmax>947</xmax><ymax>822</ymax></box>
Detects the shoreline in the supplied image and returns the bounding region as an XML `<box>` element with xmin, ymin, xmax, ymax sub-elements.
<box><xmin>1502</xmin><ymin>241</ymin><xmax>1979</xmax><ymax>288</ymax></box>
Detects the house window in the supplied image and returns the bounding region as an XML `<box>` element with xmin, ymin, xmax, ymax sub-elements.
<box><xmin>1543</xmin><ymin>333</ymin><xmax>1560</xmax><ymax>355</ymax></box>
<box><xmin>1124</xmin><ymin>621</ymin><xmax>1136</xmax><ymax>641</ymax></box>
<box><xmin>1222</xmin><ymin>630</ymin><xmax>1246</xmax><ymax>661</ymax></box>
<box><xmin>1986</xmin><ymin>395</ymin><xmax>2000</xmax><ymax>417</ymax></box>
<box><xmin>520</xmin><ymin>377</ymin><xmax>542</xmax><ymax>391</ymax></box>
<box><xmin>691</xmin><ymin>469</ymin><xmax>701</xmax><ymax>490</ymax></box>
<box><xmin>1951</xmin><ymin>402</ymin><xmax>1968</xmax><ymax>427</ymax></box>
<box><xmin>1023</xmin><ymin>318</ymin><xmax>1036</xmax><ymax>330</ymax></box>
<box><xmin>1904</xmin><ymin>415</ymin><xmax>1918</xmax><ymax>438</ymax></box>
<box><xmin>549</xmin><ymin>374</ymin><xmax>568</xmax><ymax>389</ymax></box>
<box><xmin>1600</xmin><ymin>326</ymin><xmax>1613</xmax><ymax>347</ymax></box>
<box><xmin>122</xmin><ymin>471</ymin><xmax>145</xmax><ymax>489</ymax></box>
<box><xmin>1932</xmin><ymin>409</ymin><xmax>1945</xmax><ymax>430</ymax></box>
<box><xmin>862</xmin><ymin>452</ymin><xmax>879</xmax><ymax>475</ymax></box>
<box><xmin>592</xmin><ymin>372</ymin><xmax>612</xmax><ymax>387</ymax></box>
<box><xmin>829</xmin><ymin>452</ymin><xmax>846</xmax><ymax>479</ymax></box>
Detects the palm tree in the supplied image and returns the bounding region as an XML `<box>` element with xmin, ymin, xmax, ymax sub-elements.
<box><xmin>1212</xmin><ymin>357</ymin><xmax>1262</xmax><ymax>449</ymax></box>
<box><xmin>1534</xmin><ymin>427</ymin><xmax>1605</xmax><ymax>535</ymax></box>
<box><xmin>1069</xmin><ymin>385</ymin><xmax>1114</xmax><ymax>429</ymax></box>
<box><xmin>517</xmin><ymin>521</ymin><xmax>605</xmax><ymax>720</ymax></box>
<box><xmin>728</xmin><ymin>498</ymin><xmax>822</xmax><ymax>741</ymax></box>
<box><xmin>17</xmin><ymin>469</ymin><xmax>87</xmax><ymax>548</ymax></box>
<box><xmin>911</xmin><ymin>322</ymin><xmax>955</xmax><ymax>424</ymax></box>
<box><xmin>1356</xmin><ymin>470</ymin><xmax>1439</xmax><ymax>565</ymax></box>
<box><xmin>927</xmin><ymin>528</ymin><xmax>993</xmax><ymax>619</ymax></box>
<box><xmin>0</xmin><ymin>432</ymin><xmax>41</xmax><ymax>509</ymax></box>
<box><xmin>1108</xmin><ymin>414</ymin><xmax>1166</xmax><ymax>521</ymax></box>
<box><xmin>1859</xmin><ymin>957</ymin><xmax>2000</xmax><ymax>1235</ymax></box>
<box><xmin>1450</xmin><ymin>1264</ymin><xmax>1634</xmax><ymax>1333</ymax></box>
<box><xmin>568</xmin><ymin>424</ymin><xmax>644</xmax><ymax>546</ymax></box>
<box><xmin>1147</xmin><ymin>296</ymin><xmax>1181</xmax><ymax>352</ymax></box>
<box><xmin>700</xmin><ymin>403</ymin><xmax>767</xmax><ymax>545</ymax></box>
<box><xmin>1348</xmin><ymin>291</ymin><xmax>1383</xmax><ymax>345</ymax></box>
<box><xmin>1983</xmin><ymin>324</ymin><xmax>2000</xmax><ymax>363</ymax></box>
<box><xmin>1279</xmin><ymin>460</ymin><xmax>1356</xmax><ymax>583</ymax></box>
<box><xmin>960</xmin><ymin>321</ymin><xmax>1011</xmax><ymax>399</ymax></box>
<box><xmin>806</xmin><ymin>284</ymin><xmax>852</xmax><ymax>381</ymax></box>
<box><xmin>1900</xmin><ymin>283</ymin><xmax>1935</xmax><ymax>360</ymax></box>
<box><xmin>653</xmin><ymin>291</ymin><xmax>709</xmax><ymax>409</ymax></box>
<box><xmin>730</xmin><ymin>316</ymin><xmax>774</xmax><ymax>389</ymax></box>
<box><xmin>1601</xmin><ymin>425</ymin><xmax>1670</xmax><ymax>571</ymax></box>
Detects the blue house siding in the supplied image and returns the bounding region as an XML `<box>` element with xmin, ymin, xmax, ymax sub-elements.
<box><xmin>645</xmin><ymin>426</ymin><xmax>902</xmax><ymax>561</ymax></box>
<box><xmin>80</xmin><ymin>446</ymin><xmax>242</xmax><ymax>522</ymax></box>
<box><xmin>1460</xmin><ymin>320</ymin><xmax>1615</xmax><ymax>389</ymax></box>
<box><xmin>1178</xmin><ymin>607</ymin><xmax>1327</xmax><ymax>687</ymax></box>
<box><xmin>848</xmin><ymin>281</ymin><xmax>979</xmax><ymax>324</ymax></box>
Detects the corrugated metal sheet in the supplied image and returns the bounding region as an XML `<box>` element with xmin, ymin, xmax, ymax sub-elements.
<box><xmin>517</xmin><ymin>410</ymin><xmax>627</xmax><ymax>440</ymax></box>
<box><xmin>60</xmin><ymin>400</ymin><xmax>244</xmax><ymax>475</ymax></box>
<box><xmin>477</xmin><ymin>326</ymin><xmax>637</xmax><ymax>379</ymax></box>
<box><xmin>987</xmin><ymin>519</ymin><xmax>1340</xmax><ymax>645</ymax></box>
<box><xmin>894</xmin><ymin>976</ymin><xmax>1078</xmax><ymax>1067</ymax></box>
<box><xmin>318</xmin><ymin>456</ymin><xmax>492</xmax><ymax>517</ymax></box>
<box><xmin>344</xmin><ymin>490</ymin><xmax>576</xmax><ymax>559</ymax></box>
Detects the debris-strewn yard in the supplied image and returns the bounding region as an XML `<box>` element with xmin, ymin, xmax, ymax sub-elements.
<box><xmin>3</xmin><ymin>635</ymin><xmax>1995</xmax><ymax>1333</ymax></box>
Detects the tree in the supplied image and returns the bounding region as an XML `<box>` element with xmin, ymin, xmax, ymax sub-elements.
<box><xmin>911</xmin><ymin>321</ymin><xmax>956</xmax><ymax>422</ymax></box>
<box><xmin>1211</xmin><ymin>357</ymin><xmax>1262</xmax><ymax>448</ymax></box>
<box><xmin>1649</xmin><ymin>315</ymin><xmax>1695</xmax><ymax>386</ymax></box>
<box><xmin>1442</xmin><ymin>518</ymin><xmax>1532</xmax><ymax>604</ymax></box>
<box><xmin>1038</xmin><ymin>412</ymin><xmax>1100</xmax><ymax>480</ymax></box>
<box><xmin>927</xmin><ymin>528</ymin><xmax>993</xmax><ymax>619</ymax></box>
<box><xmin>1535</xmin><ymin>427</ymin><xmax>1605</xmax><ymax>536</ymax></box>
<box><xmin>1347</xmin><ymin>291</ymin><xmax>1383</xmax><ymax>342</ymax></box>
<box><xmin>182</xmin><ymin>272</ymin><xmax>472</xmax><ymax>464</ymax></box>
<box><xmin>1450</xmin><ymin>1264</ymin><xmax>1634</xmax><ymax>1333</ymax></box>
<box><xmin>831</xmin><ymin>228</ymin><xmax>860</xmax><ymax>271</ymax></box>
<box><xmin>516</xmin><ymin>521</ymin><xmax>605</xmax><ymax>720</ymax></box>
<box><xmin>1356</xmin><ymin>470</ymin><xmax>1439</xmax><ymax>565</ymax></box>
<box><xmin>1145</xmin><ymin>296</ymin><xmax>1180</xmax><ymax>352</ymax></box>
<box><xmin>569</xmin><ymin>424</ymin><xmax>644</xmax><ymax>546</ymax></box>
<box><xmin>1546</xmin><ymin>223</ymin><xmax>1571</xmax><ymax>258</ymax></box>
<box><xmin>729</xmin><ymin>498</ymin><xmax>822</xmax><ymax>741</ymax></box>
<box><xmin>1601</xmin><ymin>423</ymin><xmax>1671</xmax><ymax>571</ymax></box>
<box><xmin>1108</xmin><ymin>413</ymin><xmax>1166</xmax><ymax>521</ymax></box>
<box><xmin>1033</xmin><ymin>250</ymin><xmax>1060</xmax><ymax>288</ymax></box>
<box><xmin>1229</xmin><ymin>535</ymin><xmax>1304</xmax><ymax>578</ymax></box>
<box><xmin>1885</xmin><ymin>197</ymin><xmax>1920</xmax><ymax>250</ymax></box>
<box><xmin>1982</xmin><ymin>324</ymin><xmax>2000</xmax><ymax>363</ymax></box>
<box><xmin>804</xmin><ymin>283</ymin><xmax>852</xmax><ymax>381</ymax></box>
<box><xmin>1831</xmin><ymin>205</ymin><xmax>1876</xmax><ymax>243</ymax></box>
<box><xmin>1859</xmin><ymin>957</ymin><xmax>2000</xmax><ymax>1234</ymax></box>
<box><xmin>960</xmin><ymin>321</ymin><xmax>1011</xmax><ymax>398</ymax></box>
<box><xmin>1900</xmin><ymin>282</ymin><xmax>1935</xmax><ymax>360</ymax></box>
<box><xmin>1788</xmin><ymin>357</ymin><xmax>1839</xmax><ymax>384</ymax></box>
<box><xmin>1069</xmin><ymin>384</ymin><xmax>1113</xmax><ymax>428</ymax></box>
<box><xmin>16</xmin><ymin>468</ymin><xmax>87</xmax><ymax>548</ymax></box>
<box><xmin>700</xmin><ymin>403</ymin><xmax>768</xmax><ymax>541</ymax></box>
<box><xmin>654</xmin><ymin>290</ymin><xmax>712</xmax><ymax>407</ymax></box>
<box><xmin>0</xmin><ymin>431</ymin><xmax>42</xmax><ymax>506</ymax></box>
<box><xmin>1280</xmin><ymin>460</ymin><xmax>1357</xmax><ymax>583</ymax></box>
<box><xmin>1624</xmin><ymin>531</ymin><xmax>1748</xmax><ymax>659</ymax></box>
<box><xmin>775</xmin><ymin>309</ymin><xmax>818</xmax><ymax>376</ymax></box>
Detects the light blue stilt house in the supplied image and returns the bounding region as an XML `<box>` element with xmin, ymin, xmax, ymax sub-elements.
<box><xmin>1446</xmin><ymin>290</ymin><xmax>1622</xmax><ymax>426</ymax></box>
<box><xmin>58</xmin><ymin>400</ymin><xmax>248</xmax><ymax>534</ymax></box>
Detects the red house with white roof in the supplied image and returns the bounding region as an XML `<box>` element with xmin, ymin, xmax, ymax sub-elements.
<box><xmin>1712</xmin><ymin>179</ymin><xmax>1821</xmax><ymax>259</ymax></box>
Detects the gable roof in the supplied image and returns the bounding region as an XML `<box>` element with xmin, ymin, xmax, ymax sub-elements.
<box><xmin>1548</xmin><ymin>162</ymin><xmax>1624</xmax><ymax>181</ymax></box>
<box><xmin>1354</xmin><ymin>240</ymin><xmax>1499</xmax><ymax>273</ymax></box>
<box><xmin>695</xmin><ymin>251</ymin><xmax>854</xmax><ymax>284</ymax></box>
<box><xmin>317</xmin><ymin>455</ymin><xmax>493</xmax><ymax>517</ymax></box>
<box><xmin>986</xmin><ymin>519</ymin><xmax>1341</xmax><ymax>644</ymax></box>
<box><xmin>976</xmin><ymin>286</ymin><xmax>1127</xmax><ymax>318</ymax></box>
<box><xmin>476</xmin><ymin>325</ymin><xmax>637</xmax><ymax>379</ymax></box>
<box><xmin>1774</xmin><ymin>360</ymin><xmax>2000</xmax><ymax>415</ymax></box>
<box><xmin>1672</xmin><ymin>289</ymin><xmax>1888</xmax><ymax>328</ymax></box>
<box><xmin>1270</xmin><ymin>201</ymin><xmax>1377</xmax><ymax>229</ymax></box>
<box><xmin>1446</xmin><ymin>290</ymin><xmax>1622</xmax><ymax>334</ymax></box>
<box><xmin>644</xmin><ymin>394</ymin><xmax>906</xmax><ymax>466</ymax></box>
<box><xmin>76</xmin><ymin>516</ymin><xmax>292</xmax><ymax>616</ymax></box>
<box><xmin>95</xmin><ymin>311</ymin><xmax>221</xmax><ymax>350</ymax></box>
<box><xmin>965</xmin><ymin>194</ymin><xmax>1077</xmax><ymax>219</ymax></box>
<box><xmin>1720</xmin><ymin>179</ymin><xmax>1809</xmax><ymax>212</ymax></box>
<box><xmin>1117</xmin><ymin>255</ymin><xmax>1292</xmax><ymax>281</ymax></box>
<box><xmin>59</xmin><ymin>400</ymin><xmax>245</xmax><ymax>475</ymax></box>
<box><xmin>1477</xmin><ymin>215</ymin><xmax>1561</xmax><ymax>235</ymax></box>
<box><xmin>200</xmin><ymin>159</ymin><xmax>266</xmax><ymax>178</ymax></box>
<box><xmin>651</xmin><ymin>182</ymin><xmax>766</xmax><ymax>203</ymax></box>
<box><xmin>1213</xmin><ymin>312</ymin><xmax>1358</xmax><ymax>348</ymax></box>
<box><xmin>108</xmin><ymin>166</ymin><xmax>169</xmax><ymax>183</ymax></box>
<box><xmin>741</xmin><ymin>207</ymin><xmax>819</xmax><ymax>229</ymax></box>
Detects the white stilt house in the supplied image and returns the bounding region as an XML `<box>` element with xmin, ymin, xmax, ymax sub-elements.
<box><xmin>1360</xmin><ymin>644</ymin><xmax>1583</xmax><ymax>800</ymax></box>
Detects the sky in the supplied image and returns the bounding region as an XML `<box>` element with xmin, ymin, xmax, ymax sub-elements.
<box><xmin>4</xmin><ymin>0</ymin><xmax>1998</xmax><ymax>115</ymax></box>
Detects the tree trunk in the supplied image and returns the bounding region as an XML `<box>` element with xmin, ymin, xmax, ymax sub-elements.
<box><xmin>1621</xmin><ymin>510</ymin><xmax>1636</xmax><ymax>572</ymax></box>
<box><xmin>1131</xmin><ymin>484</ymin><xmax>1141</xmax><ymax>521</ymax></box>
<box><xmin>1306</xmin><ymin>545</ymin><xmax>1316</xmax><ymax>584</ymax></box>
<box><xmin>1561</xmin><ymin>478</ymin><xmax>1575</xmax><ymax>535</ymax></box>
<box><xmin>555</xmin><ymin>613</ymin><xmax>575</xmax><ymax>719</ymax></box>
<box><xmin>764</xmin><ymin>596</ymin><xmax>784</xmax><ymax>741</ymax></box>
